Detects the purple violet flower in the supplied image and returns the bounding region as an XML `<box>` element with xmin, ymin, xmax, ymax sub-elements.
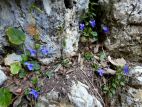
<box><xmin>28</xmin><ymin>48</ymin><xmax>36</xmax><ymax>57</ymax></box>
<box><xmin>90</xmin><ymin>20</ymin><xmax>96</xmax><ymax>28</ymax></box>
<box><xmin>102</xmin><ymin>26</ymin><xmax>109</xmax><ymax>33</ymax></box>
<box><xmin>123</xmin><ymin>64</ymin><xmax>129</xmax><ymax>75</ymax></box>
<box><xmin>24</xmin><ymin>62</ymin><xmax>34</xmax><ymax>71</ymax></box>
<box><xmin>29</xmin><ymin>89</ymin><xmax>39</xmax><ymax>99</ymax></box>
<box><xmin>97</xmin><ymin>68</ymin><xmax>105</xmax><ymax>76</ymax></box>
<box><xmin>79</xmin><ymin>23</ymin><xmax>85</xmax><ymax>31</ymax></box>
<box><xmin>41</xmin><ymin>47</ymin><xmax>48</xmax><ymax>55</ymax></box>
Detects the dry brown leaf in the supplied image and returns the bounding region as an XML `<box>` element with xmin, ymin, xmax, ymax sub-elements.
<box><xmin>94</xmin><ymin>55</ymin><xmax>99</xmax><ymax>60</ymax></box>
<box><xmin>115</xmin><ymin>58</ymin><xmax>126</xmax><ymax>66</ymax></box>
<box><xmin>108</xmin><ymin>56</ymin><xmax>126</xmax><ymax>67</ymax></box>
<box><xmin>80</xmin><ymin>58</ymin><xmax>84</xmax><ymax>70</ymax></box>
<box><xmin>101</xmin><ymin>61</ymin><xmax>108</xmax><ymax>68</ymax></box>
<box><xmin>26</xmin><ymin>24</ymin><xmax>39</xmax><ymax>36</ymax></box>
<box><xmin>78</xmin><ymin>53</ymin><xmax>81</xmax><ymax>63</ymax></box>
<box><xmin>104</xmin><ymin>68</ymin><xmax>116</xmax><ymax>75</ymax></box>
<box><xmin>94</xmin><ymin>44</ymin><xmax>100</xmax><ymax>53</ymax></box>
<box><xmin>15</xmin><ymin>88</ymin><xmax>22</xmax><ymax>94</ymax></box>
<box><xmin>102</xmin><ymin>77</ymin><xmax>107</xmax><ymax>84</ymax></box>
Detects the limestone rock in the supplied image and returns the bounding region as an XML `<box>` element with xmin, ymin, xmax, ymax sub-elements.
<box><xmin>128</xmin><ymin>66</ymin><xmax>142</xmax><ymax>87</ymax></box>
<box><xmin>4</xmin><ymin>53</ymin><xmax>22</xmax><ymax>66</ymax></box>
<box><xmin>36</xmin><ymin>81</ymin><xmax>102</xmax><ymax>107</ymax></box>
<box><xmin>68</xmin><ymin>81</ymin><xmax>102</xmax><ymax>107</ymax></box>
<box><xmin>111</xmin><ymin>87</ymin><xmax>142</xmax><ymax>107</ymax></box>
<box><xmin>99</xmin><ymin>0</ymin><xmax>142</xmax><ymax>62</ymax></box>
<box><xmin>63</xmin><ymin>0</ymin><xmax>89</xmax><ymax>56</ymax></box>
<box><xmin>36</xmin><ymin>91</ymin><xmax>74</xmax><ymax>107</ymax></box>
<box><xmin>129</xmin><ymin>66</ymin><xmax>142</xmax><ymax>76</ymax></box>
<box><xmin>0</xmin><ymin>69</ymin><xmax>7</xmax><ymax>86</ymax></box>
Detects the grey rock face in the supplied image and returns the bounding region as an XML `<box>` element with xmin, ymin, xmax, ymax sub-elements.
<box><xmin>0</xmin><ymin>0</ymin><xmax>89</xmax><ymax>64</ymax></box>
<box><xmin>129</xmin><ymin>66</ymin><xmax>142</xmax><ymax>87</ymax></box>
<box><xmin>0</xmin><ymin>69</ymin><xmax>7</xmax><ymax>86</ymax></box>
<box><xmin>36</xmin><ymin>81</ymin><xmax>102</xmax><ymax>107</ymax></box>
<box><xmin>63</xmin><ymin>0</ymin><xmax>89</xmax><ymax>56</ymax></box>
<box><xmin>68</xmin><ymin>81</ymin><xmax>103</xmax><ymax>107</ymax></box>
<box><xmin>111</xmin><ymin>87</ymin><xmax>142</xmax><ymax>107</ymax></box>
<box><xmin>99</xmin><ymin>0</ymin><xmax>142</xmax><ymax>62</ymax></box>
<box><xmin>4</xmin><ymin>53</ymin><xmax>22</xmax><ymax>66</ymax></box>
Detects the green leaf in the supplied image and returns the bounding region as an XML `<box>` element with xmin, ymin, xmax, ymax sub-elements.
<box><xmin>115</xmin><ymin>80</ymin><xmax>119</xmax><ymax>86</ymax></box>
<box><xmin>84</xmin><ymin>52</ymin><xmax>93</xmax><ymax>61</ymax></box>
<box><xmin>61</xmin><ymin>59</ymin><xmax>70</xmax><ymax>67</ymax></box>
<box><xmin>99</xmin><ymin>51</ymin><xmax>106</xmax><ymax>61</ymax></box>
<box><xmin>90</xmin><ymin>2</ymin><xmax>98</xmax><ymax>6</ymax></box>
<box><xmin>63</xmin><ymin>39</ymin><xmax>66</xmax><ymax>48</ymax></box>
<box><xmin>30</xmin><ymin>3</ymin><xmax>43</xmax><ymax>13</ymax></box>
<box><xmin>103</xmin><ymin>85</ymin><xmax>109</xmax><ymax>91</ymax></box>
<box><xmin>91</xmin><ymin>13</ymin><xmax>96</xmax><ymax>17</ymax></box>
<box><xmin>19</xmin><ymin>70</ymin><xmax>27</xmax><ymax>79</ymax></box>
<box><xmin>0</xmin><ymin>88</ymin><xmax>12</xmax><ymax>107</ymax></box>
<box><xmin>117</xmin><ymin>74</ymin><xmax>122</xmax><ymax>80</ymax></box>
<box><xmin>33</xmin><ymin>63</ymin><xmax>40</xmax><ymax>71</ymax></box>
<box><xmin>120</xmin><ymin>81</ymin><xmax>125</xmax><ymax>86</ymax></box>
<box><xmin>24</xmin><ymin>89</ymin><xmax>30</xmax><ymax>95</ymax></box>
<box><xmin>6</xmin><ymin>27</ymin><xmax>26</xmax><ymax>45</ymax></box>
<box><xmin>10</xmin><ymin>62</ymin><xmax>21</xmax><ymax>74</ymax></box>
<box><xmin>34</xmin><ymin>34</ymin><xmax>40</xmax><ymax>41</ymax></box>
<box><xmin>92</xmin><ymin>64</ymin><xmax>99</xmax><ymax>71</ymax></box>
<box><xmin>31</xmin><ymin>77</ymin><xmax>38</xmax><ymax>85</ymax></box>
<box><xmin>91</xmin><ymin>32</ymin><xmax>98</xmax><ymax>37</ymax></box>
<box><xmin>108</xmin><ymin>92</ymin><xmax>113</xmax><ymax>98</ymax></box>
<box><xmin>46</xmin><ymin>71</ymin><xmax>54</xmax><ymax>79</ymax></box>
<box><xmin>83</xmin><ymin>32</ymin><xmax>89</xmax><ymax>37</ymax></box>
<box><xmin>112</xmin><ymin>83</ymin><xmax>117</xmax><ymax>88</ymax></box>
<box><xmin>111</xmin><ymin>88</ymin><xmax>116</xmax><ymax>95</ymax></box>
<box><xmin>35</xmin><ymin>44</ymin><xmax>41</xmax><ymax>50</ymax></box>
<box><xmin>30</xmin><ymin>61</ymin><xmax>40</xmax><ymax>71</ymax></box>
<box><xmin>21</xmin><ymin>54</ymin><xmax>28</xmax><ymax>62</ymax></box>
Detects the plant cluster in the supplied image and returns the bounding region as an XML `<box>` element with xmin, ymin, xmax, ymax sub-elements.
<box><xmin>6</xmin><ymin>27</ymin><xmax>48</xmax><ymax>75</ymax></box>
<box><xmin>80</xmin><ymin>0</ymin><xmax>127</xmax><ymax>98</ymax></box>
<box><xmin>0</xmin><ymin>27</ymin><xmax>51</xmax><ymax>106</ymax></box>
<box><xmin>93</xmin><ymin>61</ymin><xmax>129</xmax><ymax>97</ymax></box>
<box><xmin>79</xmin><ymin>1</ymin><xmax>109</xmax><ymax>43</ymax></box>
<box><xmin>84</xmin><ymin>52</ymin><xmax>94</xmax><ymax>61</ymax></box>
<box><xmin>101</xmin><ymin>65</ymin><xmax>129</xmax><ymax>97</ymax></box>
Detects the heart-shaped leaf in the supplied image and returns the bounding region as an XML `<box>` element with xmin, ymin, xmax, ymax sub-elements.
<box><xmin>10</xmin><ymin>62</ymin><xmax>21</xmax><ymax>74</ymax></box>
<box><xmin>6</xmin><ymin>27</ymin><xmax>26</xmax><ymax>45</ymax></box>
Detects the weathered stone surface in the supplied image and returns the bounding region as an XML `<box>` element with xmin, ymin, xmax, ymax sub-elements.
<box><xmin>129</xmin><ymin>66</ymin><xmax>142</xmax><ymax>75</ymax></box>
<box><xmin>0</xmin><ymin>69</ymin><xmax>7</xmax><ymax>86</ymax></box>
<box><xmin>68</xmin><ymin>81</ymin><xmax>103</xmax><ymax>107</ymax></box>
<box><xmin>99</xmin><ymin>0</ymin><xmax>142</xmax><ymax>62</ymax></box>
<box><xmin>129</xmin><ymin>66</ymin><xmax>142</xmax><ymax>87</ymax></box>
<box><xmin>63</xmin><ymin>0</ymin><xmax>89</xmax><ymax>56</ymax></box>
<box><xmin>111</xmin><ymin>87</ymin><xmax>142</xmax><ymax>107</ymax></box>
<box><xmin>36</xmin><ymin>81</ymin><xmax>102</xmax><ymax>107</ymax></box>
<box><xmin>0</xmin><ymin>0</ymin><xmax>89</xmax><ymax>64</ymax></box>
<box><xmin>4</xmin><ymin>53</ymin><xmax>22</xmax><ymax>66</ymax></box>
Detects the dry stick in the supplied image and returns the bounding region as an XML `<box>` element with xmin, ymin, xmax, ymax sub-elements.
<box><xmin>3</xmin><ymin>81</ymin><xmax>15</xmax><ymax>88</ymax></box>
<box><xmin>81</xmin><ymin>69</ymin><xmax>105</xmax><ymax>107</ymax></box>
